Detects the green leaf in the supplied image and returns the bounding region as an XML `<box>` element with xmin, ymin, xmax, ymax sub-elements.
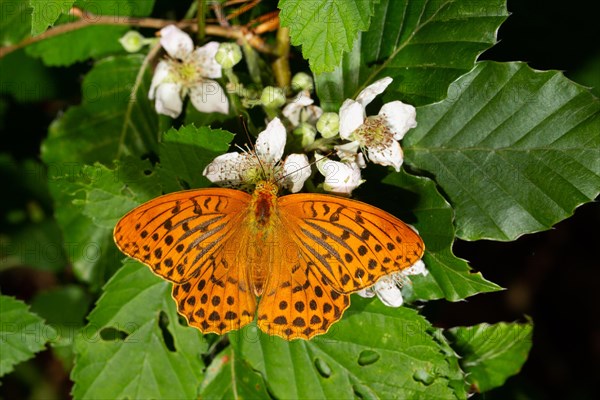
<box><xmin>0</xmin><ymin>49</ymin><xmax>58</xmax><ymax>102</ymax></box>
<box><xmin>158</xmin><ymin>124</ymin><xmax>235</xmax><ymax>192</ymax></box>
<box><xmin>30</xmin><ymin>286</ymin><xmax>92</xmax><ymax>330</ymax></box>
<box><xmin>279</xmin><ymin>0</ymin><xmax>378</xmax><ymax>74</ymax></box>
<box><xmin>446</xmin><ymin>321</ymin><xmax>533</xmax><ymax>393</ymax></box>
<box><xmin>316</xmin><ymin>0</ymin><xmax>508</xmax><ymax>109</ymax></box>
<box><xmin>381</xmin><ymin>171</ymin><xmax>501</xmax><ymax>301</ymax></box>
<box><xmin>0</xmin><ymin>156</ymin><xmax>67</xmax><ymax>271</ymax></box>
<box><xmin>26</xmin><ymin>0</ymin><xmax>156</xmax><ymax>65</ymax></box>
<box><xmin>46</xmin><ymin>159</ymin><xmax>162</xmax><ymax>287</ymax></box>
<box><xmin>404</xmin><ymin>61</ymin><xmax>600</xmax><ymax>241</ymax></box>
<box><xmin>234</xmin><ymin>298</ymin><xmax>465</xmax><ymax>399</ymax></box>
<box><xmin>26</xmin><ymin>25</ymin><xmax>129</xmax><ymax>66</ymax></box>
<box><xmin>74</xmin><ymin>0</ymin><xmax>155</xmax><ymax>16</ymax></box>
<box><xmin>0</xmin><ymin>218</ymin><xmax>68</xmax><ymax>271</ymax></box>
<box><xmin>72</xmin><ymin>260</ymin><xmax>207</xmax><ymax>399</ymax></box>
<box><xmin>30</xmin><ymin>285</ymin><xmax>91</xmax><ymax>369</ymax></box>
<box><xmin>199</xmin><ymin>348</ymin><xmax>271</xmax><ymax>400</ymax></box>
<box><xmin>0</xmin><ymin>294</ymin><xmax>57</xmax><ymax>377</ymax></box>
<box><xmin>0</xmin><ymin>0</ymin><xmax>31</xmax><ymax>45</ymax></box>
<box><xmin>30</xmin><ymin>0</ymin><xmax>74</xmax><ymax>35</ymax></box>
<box><xmin>42</xmin><ymin>54</ymin><xmax>158</xmax><ymax>165</ymax></box>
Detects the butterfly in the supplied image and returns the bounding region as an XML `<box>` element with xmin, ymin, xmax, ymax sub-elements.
<box><xmin>113</xmin><ymin>180</ymin><xmax>424</xmax><ymax>340</ymax></box>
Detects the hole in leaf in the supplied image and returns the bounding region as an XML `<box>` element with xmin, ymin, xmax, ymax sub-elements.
<box><xmin>357</xmin><ymin>349</ymin><xmax>380</xmax><ymax>366</ymax></box>
<box><xmin>143</xmin><ymin>169</ymin><xmax>152</xmax><ymax>176</ymax></box>
<box><xmin>100</xmin><ymin>327</ymin><xmax>128</xmax><ymax>341</ymax></box>
<box><xmin>177</xmin><ymin>177</ymin><xmax>191</xmax><ymax>190</ymax></box>
<box><xmin>314</xmin><ymin>357</ymin><xmax>331</xmax><ymax>378</ymax></box>
<box><xmin>413</xmin><ymin>369</ymin><xmax>434</xmax><ymax>385</ymax></box>
<box><xmin>158</xmin><ymin>311</ymin><xmax>176</xmax><ymax>352</ymax></box>
<box><xmin>177</xmin><ymin>315</ymin><xmax>188</xmax><ymax>326</ymax></box>
<box><xmin>352</xmin><ymin>383</ymin><xmax>377</xmax><ymax>400</ymax></box>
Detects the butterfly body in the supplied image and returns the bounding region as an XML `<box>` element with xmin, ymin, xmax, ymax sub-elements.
<box><xmin>114</xmin><ymin>180</ymin><xmax>424</xmax><ymax>340</ymax></box>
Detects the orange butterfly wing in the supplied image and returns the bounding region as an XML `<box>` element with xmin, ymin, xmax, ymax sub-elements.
<box><xmin>114</xmin><ymin>187</ymin><xmax>425</xmax><ymax>340</ymax></box>
<box><xmin>277</xmin><ymin>194</ymin><xmax>425</xmax><ymax>294</ymax></box>
<box><xmin>255</xmin><ymin>223</ymin><xmax>351</xmax><ymax>340</ymax></box>
<box><xmin>114</xmin><ymin>189</ymin><xmax>257</xmax><ymax>334</ymax></box>
<box><xmin>255</xmin><ymin>193</ymin><xmax>424</xmax><ymax>340</ymax></box>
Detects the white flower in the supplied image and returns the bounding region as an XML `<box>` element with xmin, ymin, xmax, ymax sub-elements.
<box><xmin>334</xmin><ymin>142</ymin><xmax>366</xmax><ymax>168</ymax></box>
<box><xmin>339</xmin><ymin>77</ymin><xmax>417</xmax><ymax>172</ymax></box>
<box><xmin>203</xmin><ymin>118</ymin><xmax>310</xmax><ymax>193</ymax></box>
<box><xmin>148</xmin><ymin>25</ymin><xmax>229</xmax><ymax>118</ymax></box>
<box><xmin>282</xmin><ymin>91</ymin><xmax>323</xmax><ymax>127</ymax></box>
<box><xmin>316</xmin><ymin>155</ymin><xmax>364</xmax><ymax>195</ymax></box>
<box><xmin>357</xmin><ymin>259</ymin><xmax>428</xmax><ymax>307</ymax></box>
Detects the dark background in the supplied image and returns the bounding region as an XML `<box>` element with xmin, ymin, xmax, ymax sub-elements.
<box><xmin>1</xmin><ymin>0</ymin><xmax>599</xmax><ymax>399</ymax></box>
<box><xmin>441</xmin><ymin>1</ymin><xmax>600</xmax><ymax>398</ymax></box>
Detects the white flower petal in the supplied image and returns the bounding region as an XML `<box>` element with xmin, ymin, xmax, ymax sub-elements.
<box><xmin>154</xmin><ymin>82</ymin><xmax>183</xmax><ymax>118</ymax></box>
<box><xmin>282</xmin><ymin>153</ymin><xmax>311</xmax><ymax>193</ymax></box>
<box><xmin>355</xmin><ymin>77</ymin><xmax>393</xmax><ymax>108</ymax></box>
<box><xmin>356</xmin><ymin>152</ymin><xmax>366</xmax><ymax>169</ymax></box>
<box><xmin>191</xmin><ymin>41</ymin><xmax>222</xmax><ymax>79</ymax></box>
<box><xmin>149</xmin><ymin>60</ymin><xmax>171</xmax><ymax>100</ymax></box>
<box><xmin>404</xmin><ymin>259</ymin><xmax>428</xmax><ymax>276</ymax></box>
<box><xmin>292</xmin><ymin>91</ymin><xmax>315</xmax><ymax>107</ymax></box>
<box><xmin>317</xmin><ymin>156</ymin><xmax>364</xmax><ymax>195</ymax></box>
<box><xmin>339</xmin><ymin>99</ymin><xmax>364</xmax><ymax>139</ymax></box>
<box><xmin>356</xmin><ymin>287</ymin><xmax>376</xmax><ymax>298</ymax></box>
<box><xmin>255</xmin><ymin>118</ymin><xmax>286</xmax><ymax>164</ymax></box>
<box><xmin>189</xmin><ymin>80</ymin><xmax>229</xmax><ymax>114</ymax></box>
<box><xmin>367</xmin><ymin>140</ymin><xmax>404</xmax><ymax>172</ymax></box>
<box><xmin>307</xmin><ymin>105</ymin><xmax>324</xmax><ymax>125</ymax></box>
<box><xmin>283</xmin><ymin>92</ymin><xmax>318</xmax><ymax>127</ymax></box>
<box><xmin>203</xmin><ymin>152</ymin><xmax>246</xmax><ymax>186</ymax></box>
<box><xmin>379</xmin><ymin>101</ymin><xmax>417</xmax><ymax>140</ymax></box>
<box><xmin>160</xmin><ymin>25</ymin><xmax>193</xmax><ymax>59</ymax></box>
<box><xmin>334</xmin><ymin>141</ymin><xmax>360</xmax><ymax>162</ymax></box>
<box><xmin>374</xmin><ymin>278</ymin><xmax>404</xmax><ymax>307</ymax></box>
<box><xmin>282</xmin><ymin>102</ymin><xmax>303</xmax><ymax>127</ymax></box>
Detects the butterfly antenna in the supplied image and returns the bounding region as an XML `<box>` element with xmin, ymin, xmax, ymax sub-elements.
<box><xmin>276</xmin><ymin>151</ymin><xmax>334</xmax><ymax>184</ymax></box>
<box><xmin>239</xmin><ymin>115</ymin><xmax>267</xmax><ymax>176</ymax></box>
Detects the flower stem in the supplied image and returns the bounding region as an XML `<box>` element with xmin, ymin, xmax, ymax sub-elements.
<box><xmin>241</xmin><ymin>41</ymin><xmax>262</xmax><ymax>85</ymax></box>
<box><xmin>273</xmin><ymin>27</ymin><xmax>291</xmax><ymax>91</ymax></box>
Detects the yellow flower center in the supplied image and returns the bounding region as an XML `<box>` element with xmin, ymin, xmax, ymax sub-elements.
<box><xmin>168</xmin><ymin>57</ymin><xmax>204</xmax><ymax>88</ymax></box>
<box><xmin>354</xmin><ymin>116</ymin><xmax>392</xmax><ymax>149</ymax></box>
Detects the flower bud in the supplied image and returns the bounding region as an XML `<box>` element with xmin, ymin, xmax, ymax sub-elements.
<box><xmin>293</xmin><ymin>123</ymin><xmax>317</xmax><ymax>147</ymax></box>
<box><xmin>260</xmin><ymin>86</ymin><xmax>286</xmax><ymax>109</ymax></box>
<box><xmin>215</xmin><ymin>42</ymin><xmax>242</xmax><ymax>68</ymax></box>
<box><xmin>119</xmin><ymin>30</ymin><xmax>145</xmax><ymax>53</ymax></box>
<box><xmin>291</xmin><ymin>72</ymin><xmax>314</xmax><ymax>92</ymax></box>
<box><xmin>316</xmin><ymin>112</ymin><xmax>340</xmax><ymax>138</ymax></box>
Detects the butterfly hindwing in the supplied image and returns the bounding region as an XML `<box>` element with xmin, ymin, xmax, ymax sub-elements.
<box><xmin>173</xmin><ymin>225</ymin><xmax>257</xmax><ymax>334</ymax></box>
<box><xmin>256</xmin><ymin>226</ymin><xmax>350</xmax><ymax>340</ymax></box>
<box><xmin>278</xmin><ymin>194</ymin><xmax>425</xmax><ymax>294</ymax></box>
<box><xmin>114</xmin><ymin>189</ymin><xmax>251</xmax><ymax>284</ymax></box>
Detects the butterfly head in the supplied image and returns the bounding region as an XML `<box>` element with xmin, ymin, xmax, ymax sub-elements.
<box><xmin>254</xmin><ymin>180</ymin><xmax>279</xmax><ymax>196</ymax></box>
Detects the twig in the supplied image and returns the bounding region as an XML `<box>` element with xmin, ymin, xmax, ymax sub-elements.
<box><xmin>0</xmin><ymin>8</ymin><xmax>275</xmax><ymax>59</ymax></box>
<box><xmin>197</xmin><ymin>0</ymin><xmax>206</xmax><ymax>41</ymax></box>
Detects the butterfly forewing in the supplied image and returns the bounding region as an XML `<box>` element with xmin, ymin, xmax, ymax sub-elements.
<box><xmin>278</xmin><ymin>194</ymin><xmax>425</xmax><ymax>294</ymax></box>
<box><xmin>114</xmin><ymin>189</ymin><xmax>251</xmax><ymax>284</ymax></box>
